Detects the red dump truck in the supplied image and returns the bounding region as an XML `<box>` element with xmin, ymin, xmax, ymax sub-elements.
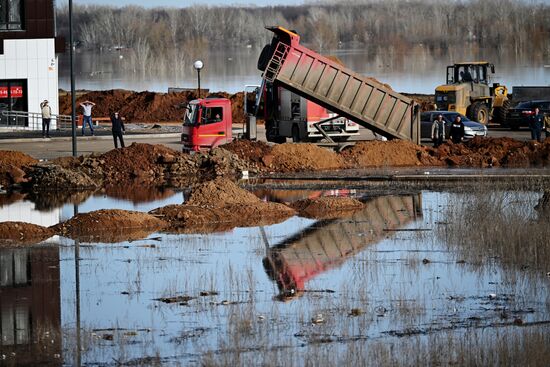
<box><xmin>181</xmin><ymin>85</ymin><xmax>359</xmax><ymax>151</ymax></box>
<box><xmin>182</xmin><ymin>26</ymin><xmax>420</xmax><ymax>151</ymax></box>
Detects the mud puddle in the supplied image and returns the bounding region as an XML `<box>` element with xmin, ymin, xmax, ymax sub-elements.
<box><xmin>1</xmin><ymin>188</ymin><xmax>549</xmax><ymax>366</ymax></box>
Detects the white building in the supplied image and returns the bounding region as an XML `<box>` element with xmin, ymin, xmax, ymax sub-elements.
<box><xmin>0</xmin><ymin>0</ymin><xmax>64</xmax><ymax>130</ymax></box>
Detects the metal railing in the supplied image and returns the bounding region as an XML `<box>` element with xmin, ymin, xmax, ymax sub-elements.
<box><xmin>0</xmin><ymin>110</ymin><xmax>74</xmax><ymax>130</ymax></box>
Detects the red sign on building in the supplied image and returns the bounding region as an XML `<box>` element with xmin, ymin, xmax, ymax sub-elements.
<box><xmin>0</xmin><ymin>86</ymin><xmax>8</xmax><ymax>99</ymax></box>
<box><xmin>10</xmin><ymin>85</ymin><xmax>23</xmax><ymax>98</ymax></box>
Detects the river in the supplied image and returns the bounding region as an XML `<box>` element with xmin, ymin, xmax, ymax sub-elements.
<box><xmin>58</xmin><ymin>45</ymin><xmax>550</xmax><ymax>95</ymax></box>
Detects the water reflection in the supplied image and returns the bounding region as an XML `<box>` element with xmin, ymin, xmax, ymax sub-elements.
<box><xmin>264</xmin><ymin>194</ymin><xmax>422</xmax><ymax>300</ymax></box>
<box><xmin>0</xmin><ymin>247</ymin><xmax>61</xmax><ymax>366</ymax></box>
<box><xmin>59</xmin><ymin>46</ymin><xmax>550</xmax><ymax>94</ymax></box>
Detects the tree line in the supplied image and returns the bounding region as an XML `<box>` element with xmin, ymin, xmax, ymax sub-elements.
<box><xmin>55</xmin><ymin>0</ymin><xmax>550</xmax><ymax>72</ymax></box>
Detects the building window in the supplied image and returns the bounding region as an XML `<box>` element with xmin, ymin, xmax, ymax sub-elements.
<box><xmin>0</xmin><ymin>80</ymin><xmax>28</xmax><ymax>127</ymax></box>
<box><xmin>0</xmin><ymin>0</ymin><xmax>24</xmax><ymax>31</ymax></box>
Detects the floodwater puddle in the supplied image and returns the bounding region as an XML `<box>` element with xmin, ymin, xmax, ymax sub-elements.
<box><xmin>1</xmin><ymin>188</ymin><xmax>550</xmax><ymax>365</ymax></box>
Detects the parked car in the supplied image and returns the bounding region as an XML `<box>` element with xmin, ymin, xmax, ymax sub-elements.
<box><xmin>506</xmin><ymin>100</ymin><xmax>550</xmax><ymax>130</ymax></box>
<box><xmin>420</xmin><ymin>111</ymin><xmax>488</xmax><ymax>141</ymax></box>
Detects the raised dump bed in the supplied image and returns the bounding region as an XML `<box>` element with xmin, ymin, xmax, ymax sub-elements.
<box><xmin>259</xmin><ymin>27</ymin><xmax>420</xmax><ymax>143</ymax></box>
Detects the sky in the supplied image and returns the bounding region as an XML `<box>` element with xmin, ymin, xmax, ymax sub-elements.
<box><xmin>73</xmin><ymin>0</ymin><xmax>306</xmax><ymax>6</ymax></box>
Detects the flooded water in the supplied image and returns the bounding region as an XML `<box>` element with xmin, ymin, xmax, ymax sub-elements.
<box><xmin>1</xmin><ymin>186</ymin><xmax>549</xmax><ymax>365</ymax></box>
<box><xmin>58</xmin><ymin>46</ymin><xmax>550</xmax><ymax>94</ymax></box>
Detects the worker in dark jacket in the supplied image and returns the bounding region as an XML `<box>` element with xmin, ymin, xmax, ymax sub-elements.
<box><xmin>529</xmin><ymin>107</ymin><xmax>544</xmax><ymax>142</ymax></box>
<box><xmin>449</xmin><ymin>115</ymin><xmax>465</xmax><ymax>144</ymax></box>
<box><xmin>110</xmin><ymin>111</ymin><xmax>125</xmax><ymax>148</ymax></box>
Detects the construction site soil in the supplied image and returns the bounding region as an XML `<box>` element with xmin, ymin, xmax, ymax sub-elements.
<box><xmin>151</xmin><ymin>178</ymin><xmax>296</xmax><ymax>233</ymax></box>
<box><xmin>0</xmin><ymin>221</ymin><xmax>54</xmax><ymax>246</ymax></box>
<box><xmin>0</xmin><ymin>150</ymin><xmax>39</xmax><ymax>187</ymax></box>
<box><xmin>290</xmin><ymin>197</ymin><xmax>365</xmax><ymax>220</ymax></box>
<box><xmin>59</xmin><ymin>90</ymin><xmax>249</xmax><ymax>124</ymax></box>
<box><xmin>54</xmin><ymin>209</ymin><xmax>168</xmax><ymax>243</ymax></box>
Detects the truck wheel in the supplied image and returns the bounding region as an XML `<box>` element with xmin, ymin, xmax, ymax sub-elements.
<box><xmin>493</xmin><ymin>100</ymin><xmax>510</xmax><ymax>126</ymax></box>
<box><xmin>469</xmin><ymin>102</ymin><xmax>490</xmax><ymax>125</ymax></box>
<box><xmin>266</xmin><ymin>119</ymin><xmax>286</xmax><ymax>143</ymax></box>
<box><xmin>257</xmin><ymin>44</ymin><xmax>273</xmax><ymax>71</ymax></box>
<box><xmin>292</xmin><ymin>125</ymin><xmax>301</xmax><ymax>143</ymax></box>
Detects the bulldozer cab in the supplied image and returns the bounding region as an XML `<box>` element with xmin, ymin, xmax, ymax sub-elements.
<box><xmin>447</xmin><ymin>62</ymin><xmax>495</xmax><ymax>85</ymax></box>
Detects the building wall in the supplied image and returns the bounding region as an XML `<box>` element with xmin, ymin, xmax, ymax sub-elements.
<box><xmin>0</xmin><ymin>38</ymin><xmax>58</xmax><ymax>129</ymax></box>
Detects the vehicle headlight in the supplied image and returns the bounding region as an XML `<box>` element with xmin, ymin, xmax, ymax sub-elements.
<box><xmin>464</xmin><ymin>127</ymin><xmax>473</xmax><ymax>133</ymax></box>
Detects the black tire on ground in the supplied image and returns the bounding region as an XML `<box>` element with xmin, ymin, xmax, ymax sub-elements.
<box><xmin>493</xmin><ymin>100</ymin><xmax>511</xmax><ymax>126</ymax></box>
<box><xmin>257</xmin><ymin>44</ymin><xmax>273</xmax><ymax>71</ymax></box>
<box><xmin>510</xmin><ymin>123</ymin><xmax>521</xmax><ymax>131</ymax></box>
<box><xmin>292</xmin><ymin>125</ymin><xmax>301</xmax><ymax>143</ymax></box>
<box><xmin>265</xmin><ymin>119</ymin><xmax>286</xmax><ymax>144</ymax></box>
<box><xmin>468</xmin><ymin>102</ymin><xmax>490</xmax><ymax>125</ymax></box>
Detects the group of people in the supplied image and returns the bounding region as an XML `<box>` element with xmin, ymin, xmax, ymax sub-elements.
<box><xmin>40</xmin><ymin>100</ymin><xmax>126</xmax><ymax>148</ymax></box>
<box><xmin>431</xmin><ymin>114</ymin><xmax>465</xmax><ymax>147</ymax></box>
<box><xmin>528</xmin><ymin>107</ymin><xmax>550</xmax><ymax>143</ymax></box>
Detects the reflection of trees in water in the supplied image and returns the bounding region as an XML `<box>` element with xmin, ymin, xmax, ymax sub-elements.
<box><xmin>438</xmin><ymin>189</ymin><xmax>550</xmax><ymax>271</ymax></box>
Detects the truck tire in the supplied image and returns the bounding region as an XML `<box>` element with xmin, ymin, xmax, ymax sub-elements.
<box><xmin>266</xmin><ymin>119</ymin><xmax>286</xmax><ymax>144</ymax></box>
<box><xmin>292</xmin><ymin>125</ymin><xmax>301</xmax><ymax>143</ymax></box>
<box><xmin>257</xmin><ymin>44</ymin><xmax>273</xmax><ymax>71</ymax></box>
<box><xmin>493</xmin><ymin>100</ymin><xmax>510</xmax><ymax>127</ymax></box>
<box><xmin>468</xmin><ymin>102</ymin><xmax>490</xmax><ymax>125</ymax></box>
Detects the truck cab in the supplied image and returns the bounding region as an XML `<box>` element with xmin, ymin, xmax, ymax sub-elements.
<box><xmin>181</xmin><ymin>98</ymin><xmax>232</xmax><ymax>152</ymax></box>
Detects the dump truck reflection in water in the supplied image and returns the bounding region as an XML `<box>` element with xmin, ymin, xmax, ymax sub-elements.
<box><xmin>263</xmin><ymin>195</ymin><xmax>422</xmax><ymax>301</ymax></box>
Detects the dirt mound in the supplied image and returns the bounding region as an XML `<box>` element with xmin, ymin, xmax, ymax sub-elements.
<box><xmin>0</xmin><ymin>150</ymin><xmax>38</xmax><ymax>187</ymax></box>
<box><xmin>97</xmin><ymin>143</ymin><xmax>181</xmax><ymax>183</ymax></box>
<box><xmin>290</xmin><ymin>197</ymin><xmax>365</xmax><ymax>219</ymax></box>
<box><xmin>0</xmin><ymin>222</ymin><xmax>54</xmax><ymax>246</ymax></box>
<box><xmin>341</xmin><ymin>140</ymin><xmax>441</xmax><ymax>167</ymax></box>
<box><xmin>265</xmin><ymin>144</ymin><xmax>346</xmax><ymax>172</ymax></box>
<box><xmin>59</xmin><ymin>89</ymin><xmax>246</xmax><ymax>124</ymax></box>
<box><xmin>432</xmin><ymin>137</ymin><xmax>550</xmax><ymax>167</ymax></box>
<box><xmin>186</xmin><ymin>177</ymin><xmax>261</xmax><ymax>207</ymax></box>
<box><xmin>151</xmin><ymin>202</ymin><xmax>295</xmax><ymax>234</ymax></box>
<box><xmin>26</xmin><ymin>165</ymin><xmax>98</xmax><ymax>191</ymax></box>
<box><xmin>220</xmin><ymin>139</ymin><xmax>272</xmax><ymax>169</ymax></box>
<box><xmin>55</xmin><ymin>209</ymin><xmax>168</xmax><ymax>242</ymax></box>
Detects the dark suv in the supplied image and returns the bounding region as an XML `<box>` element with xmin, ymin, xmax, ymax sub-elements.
<box><xmin>506</xmin><ymin>100</ymin><xmax>550</xmax><ymax>130</ymax></box>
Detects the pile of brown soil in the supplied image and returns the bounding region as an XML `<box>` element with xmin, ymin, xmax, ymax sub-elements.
<box><xmin>220</xmin><ymin>139</ymin><xmax>272</xmax><ymax>170</ymax></box>
<box><xmin>0</xmin><ymin>150</ymin><xmax>38</xmax><ymax>187</ymax></box>
<box><xmin>290</xmin><ymin>197</ymin><xmax>365</xmax><ymax>219</ymax></box>
<box><xmin>26</xmin><ymin>165</ymin><xmax>98</xmax><ymax>191</ymax></box>
<box><xmin>97</xmin><ymin>143</ymin><xmax>182</xmax><ymax>183</ymax></box>
<box><xmin>54</xmin><ymin>209</ymin><xmax>168</xmax><ymax>242</ymax></box>
<box><xmin>150</xmin><ymin>178</ymin><xmax>295</xmax><ymax>233</ymax></box>
<box><xmin>0</xmin><ymin>222</ymin><xmax>54</xmax><ymax>246</ymax></box>
<box><xmin>341</xmin><ymin>140</ymin><xmax>442</xmax><ymax>167</ymax></box>
<box><xmin>265</xmin><ymin>143</ymin><xmax>346</xmax><ymax>172</ymax></box>
<box><xmin>433</xmin><ymin>137</ymin><xmax>550</xmax><ymax>167</ymax></box>
<box><xmin>186</xmin><ymin>177</ymin><xmax>261</xmax><ymax>207</ymax></box>
<box><xmin>59</xmin><ymin>89</ymin><xmax>247</xmax><ymax>124</ymax></box>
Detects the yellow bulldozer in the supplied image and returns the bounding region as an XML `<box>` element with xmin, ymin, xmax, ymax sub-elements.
<box><xmin>435</xmin><ymin>62</ymin><xmax>509</xmax><ymax>125</ymax></box>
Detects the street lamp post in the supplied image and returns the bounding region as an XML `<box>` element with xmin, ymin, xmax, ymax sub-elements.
<box><xmin>69</xmin><ymin>0</ymin><xmax>77</xmax><ymax>156</ymax></box>
<box><xmin>193</xmin><ymin>60</ymin><xmax>203</xmax><ymax>98</ymax></box>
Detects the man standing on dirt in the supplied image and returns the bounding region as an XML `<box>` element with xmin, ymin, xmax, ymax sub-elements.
<box><xmin>431</xmin><ymin>114</ymin><xmax>445</xmax><ymax>147</ymax></box>
<box><xmin>80</xmin><ymin>100</ymin><xmax>96</xmax><ymax>136</ymax></box>
<box><xmin>449</xmin><ymin>115</ymin><xmax>465</xmax><ymax>144</ymax></box>
<box><xmin>110</xmin><ymin>111</ymin><xmax>125</xmax><ymax>148</ymax></box>
<box><xmin>40</xmin><ymin>100</ymin><xmax>51</xmax><ymax>138</ymax></box>
<box><xmin>530</xmin><ymin>107</ymin><xmax>544</xmax><ymax>142</ymax></box>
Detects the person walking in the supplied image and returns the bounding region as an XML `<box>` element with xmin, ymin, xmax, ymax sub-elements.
<box><xmin>110</xmin><ymin>111</ymin><xmax>125</xmax><ymax>148</ymax></box>
<box><xmin>431</xmin><ymin>114</ymin><xmax>445</xmax><ymax>147</ymax></box>
<box><xmin>80</xmin><ymin>100</ymin><xmax>96</xmax><ymax>136</ymax></box>
<box><xmin>40</xmin><ymin>100</ymin><xmax>52</xmax><ymax>138</ymax></box>
<box><xmin>449</xmin><ymin>115</ymin><xmax>465</xmax><ymax>144</ymax></box>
